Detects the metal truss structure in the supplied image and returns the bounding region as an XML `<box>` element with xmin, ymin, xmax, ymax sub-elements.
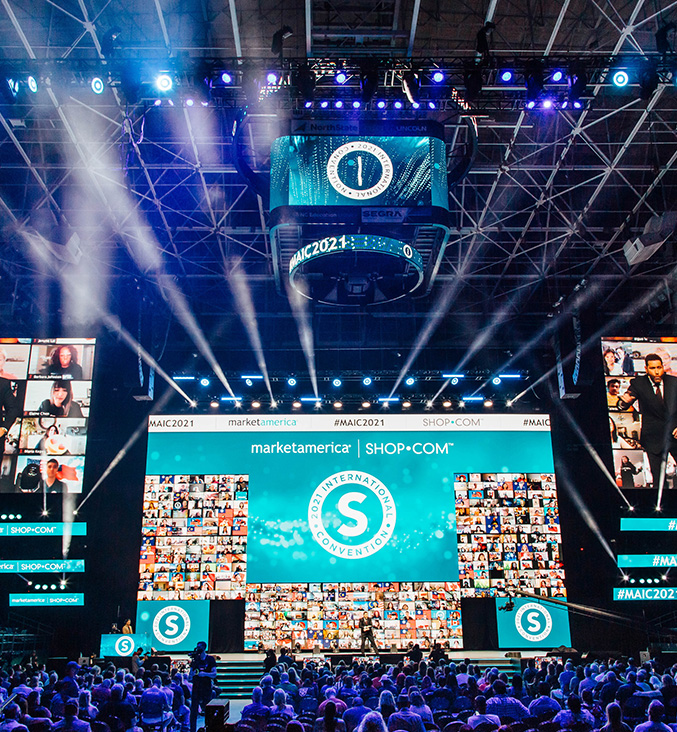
<box><xmin>2</xmin><ymin>0</ymin><xmax>677</xmax><ymax>355</ymax></box>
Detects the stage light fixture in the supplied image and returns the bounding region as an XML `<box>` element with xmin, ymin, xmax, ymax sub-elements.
<box><xmin>360</xmin><ymin>61</ymin><xmax>379</xmax><ymax>103</ymax></box>
<box><xmin>199</xmin><ymin>378</ymin><xmax>210</xmax><ymax>387</ymax></box>
<box><xmin>221</xmin><ymin>72</ymin><xmax>233</xmax><ymax>84</ymax></box>
<box><xmin>266</xmin><ymin>71</ymin><xmax>279</xmax><ymax>85</ymax></box>
<box><xmin>210</xmin><ymin>400</ymin><xmax>219</xmax><ymax>408</ymax></box>
<box><xmin>402</xmin><ymin>401</ymin><xmax>411</xmax><ymax>408</ymax></box>
<box><xmin>361</xmin><ymin>401</ymin><xmax>371</xmax><ymax>409</ymax></box>
<box><xmin>185</xmin><ymin>98</ymin><xmax>195</xmax><ymax>107</ymax></box>
<box><xmin>320</xmin><ymin>100</ymin><xmax>329</xmax><ymax>108</ymax></box>
<box><xmin>287</xmin><ymin>377</ymin><xmax>297</xmax><ymax>387</ymax></box>
<box><xmin>428</xmin><ymin>101</ymin><xmax>436</xmax><ymax>109</ymax></box>
<box><xmin>573</xmin><ymin>101</ymin><xmax>582</xmax><ymax>109</ymax></box>
<box><xmin>251</xmin><ymin>401</ymin><xmax>261</xmax><ymax>409</ymax></box>
<box><xmin>442</xmin><ymin>400</ymin><xmax>452</xmax><ymax>408</ymax></box>
<box><xmin>376</xmin><ymin>100</ymin><xmax>386</xmax><ymax>109</ymax></box>
<box><xmin>362</xmin><ymin>376</ymin><xmax>372</xmax><ymax>386</ymax></box>
<box><xmin>304</xmin><ymin>101</ymin><xmax>312</xmax><ymax>108</ymax></box>
<box><xmin>542</xmin><ymin>98</ymin><xmax>553</xmax><ymax>109</ymax></box>
<box><xmin>352</xmin><ymin>100</ymin><xmax>361</xmax><ymax>109</ymax></box>
<box><xmin>335</xmin><ymin>70</ymin><xmax>348</xmax><ymax>85</ymax></box>
<box><xmin>612</xmin><ymin>70</ymin><xmax>629</xmax><ymax>87</ymax></box>
<box><xmin>451</xmin><ymin>377</ymin><xmax>459</xmax><ymax>385</ymax></box>
<box><xmin>492</xmin><ymin>377</ymin><xmax>502</xmax><ymax>385</ymax></box>
<box><xmin>402</xmin><ymin>70</ymin><xmax>420</xmax><ymax>104</ymax></box>
<box><xmin>551</xmin><ymin>69</ymin><xmax>564</xmax><ymax>83</ymax></box>
<box><xmin>333</xmin><ymin>401</ymin><xmax>343</xmax><ymax>409</ymax></box>
<box><xmin>405</xmin><ymin>376</ymin><xmax>415</xmax><ymax>386</ymax></box>
<box><xmin>91</xmin><ymin>77</ymin><xmax>105</xmax><ymax>94</ymax></box>
<box><xmin>155</xmin><ymin>73</ymin><xmax>173</xmax><ymax>92</ymax></box>
<box><xmin>425</xmin><ymin>400</ymin><xmax>434</xmax><ymax>409</ymax></box>
<box><xmin>484</xmin><ymin>399</ymin><xmax>494</xmax><ymax>407</ymax></box>
<box><xmin>27</xmin><ymin>75</ymin><xmax>38</xmax><ymax>93</ymax></box>
<box><xmin>499</xmin><ymin>69</ymin><xmax>513</xmax><ymax>83</ymax></box>
<box><xmin>292</xmin><ymin>400</ymin><xmax>302</xmax><ymax>409</ymax></box>
<box><xmin>335</xmin><ymin>100</ymin><xmax>343</xmax><ymax>109</ymax></box>
<box><xmin>411</xmin><ymin>101</ymin><xmax>420</xmax><ymax>109</ymax></box>
<box><xmin>431</xmin><ymin>70</ymin><xmax>445</xmax><ymax>84</ymax></box>
<box><xmin>394</xmin><ymin>100</ymin><xmax>403</xmax><ymax>109</ymax></box>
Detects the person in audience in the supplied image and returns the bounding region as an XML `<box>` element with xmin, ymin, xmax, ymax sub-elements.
<box><xmin>635</xmin><ymin>700</ymin><xmax>673</xmax><ymax>732</ymax></box>
<box><xmin>377</xmin><ymin>691</ymin><xmax>396</xmax><ymax>723</ymax></box>
<box><xmin>52</xmin><ymin>700</ymin><xmax>91</xmax><ymax>732</ymax></box>
<box><xmin>528</xmin><ymin>682</ymin><xmax>561</xmax><ymax>719</ymax></box>
<box><xmin>386</xmin><ymin>693</ymin><xmax>425</xmax><ymax>732</ymax></box>
<box><xmin>602</xmin><ymin>702</ymin><xmax>633</xmax><ymax>732</ymax></box>
<box><xmin>343</xmin><ymin>697</ymin><xmax>370</xmax><ymax>732</ymax></box>
<box><xmin>0</xmin><ymin>704</ymin><xmax>28</xmax><ymax>732</ymax></box>
<box><xmin>467</xmin><ymin>695</ymin><xmax>501</xmax><ymax>729</ymax></box>
<box><xmin>356</xmin><ymin>711</ymin><xmax>387</xmax><ymax>732</ymax></box>
<box><xmin>242</xmin><ymin>686</ymin><xmax>271</xmax><ymax>723</ymax></box>
<box><xmin>314</xmin><ymin>701</ymin><xmax>346</xmax><ymax>732</ymax></box>
<box><xmin>61</xmin><ymin>662</ymin><xmax>81</xmax><ymax>700</ymax></box>
<box><xmin>270</xmin><ymin>689</ymin><xmax>295</xmax><ymax>721</ymax></box>
<box><xmin>484</xmin><ymin>680</ymin><xmax>529</xmax><ymax>721</ymax></box>
<box><xmin>78</xmin><ymin>690</ymin><xmax>98</xmax><ymax>720</ymax></box>
<box><xmin>261</xmin><ymin>675</ymin><xmax>276</xmax><ymax>706</ymax></box>
<box><xmin>552</xmin><ymin>694</ymin><xmax>595</xmax><ymax>730</ymax></box>
<box><xmin>319</xmin><ymin>689</ymin><xmax>347</xmax><ymax>717</ymax></box>
<box><xmin>407</xmin><ymin>690</ymin><xmax>432</xmax><ymax>724</ymax></box>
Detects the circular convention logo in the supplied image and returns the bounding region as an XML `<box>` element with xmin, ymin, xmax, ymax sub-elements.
<box><xmin>308</xmin><ymin>470</ymin><xmax>396</xmax><ymax>559</ymax></box>
<box><xmin>514</xmin><ymin>603</ymin><xmax>553</xmax><ymax>643</ymax></box>
<box><xmin>114</xmin><ymin>636</ymin><xmax>135</xmax><ymax>656</ymax></box>
<box><xmin>152</xmin><ymin>605</ymin><xmax>191</xmax><ymax>645</ymax></box>
<box><xmin>326</xmin><ymin>141</ymin><xmax>394</xmax><ymax>200</ymax></box>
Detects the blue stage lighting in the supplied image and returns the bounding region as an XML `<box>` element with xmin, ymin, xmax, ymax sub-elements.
<box><xmin>200</xmin><ymin>378</ymin><xmax>210</xmax><ymax>387</ymax></box>
<box><xmin>573</xmin><ymin>100</ymin><xmax>582</xmax><ymax>109</ymax></box>
<box><xmin>542</xmin><ymin>98</ymin><xmax>553</xmax><ymax>109</ymax></box>
<box><xmin>155</xmin><ymin>73</ymin><xmax>173</xmax><ymax>92</ymax></box>
<box><xmin>376</xmin><ymin>100</ymin><xmax>386</xmax><ymax>109</ymax></box>
<box><xmin>91</xmin><ymin>77</ymin><xmax>105</xmax><ymax>94</ymax></box>
<box><xmin>412</xmin><ymin>101</ymin><xmax>420</xmax><ymax>109</ymax></box>
<box><xmin>221</xmin><ymin>72</ymin><xmax>233</xmax><ymax>84</ymax></box>
<box><xmin>492</xmin><ymin>377</ymin><xmax>502</xmax><ymax>385</ymax></box>
<box><xmin>463</xmin><ymin>395</ymin><xmax>484</xmax><ymax>402</ymax></box>
<box><xmin>451</xmin><ymin>377</ymin><xmax>459</xmax><ymax>385</ymax></box>
<box><xmin>287</xmin><ymin>377</ymin><xmax>297</xmax><ymax>387</ymax></box>
<box><xmin>335</xmin><ymin>100</ymin><xmax>344</xmax><ymax>108</ymax></box>
<box><xmin>320</xmin><ymin>100</ymin><xmax>329</xmax><ymax>108</ymax></box>
<box><xmin>428</xmin><ymin>101</ymin><xmax>436</xmax><ymax>109</ymax></box>
<box><xmin>612</xmin><ymin>70</ymin><xmax>629</xmax><ymax>87</ymax></box>
<box><xmin>27</xmin><ymin>75</ymin><xmax>38</xmax><ymax>93</ymax></box>
<box><xmin>335</xmin><ymin>70</ymin><xmax>348</xmax><ymax>85</ymax></box>
<box><xmin>561</xmin><ymin>100</ymin><xmax>568</xmax><ymax>108</ymax></box>
<box><xmin>405</xmin><ymin>376</ymin><xmax>415</xmax><ymax>386</ymax></box>
<box><xmin>332</xmin><ymin>378</ymin><xmax>342</xmax><ymax>388</ymax></box>
<box><xmin>352</xmin><ymin>100</ymin><xmax>361</xmax><ymax>109</ymax></box>
<box><xmin>551</xmin><ymin>69</ymin><xmax>564</xmax><ymax>82</ymax></box>
<box><xmin>304</xmin><ymin>101</ymin><xmax>312</xmax><ymax>108</ymax></box>
<box><xmin>499</xmin><ymin>69</ymin><xmax>513</xmax><ymax>83</ymax></box>
<box><xmin>526</xmin><ymin>100</ymin><xmax>536</xmax><ymax>109</ymax></box>
<box><xmin>394</xmin><ymin>100</ymin><xmax>403</xmax><ymax>109</ymax></box>
<box><xmin>362</xmin><ymin>376</ymin><xmax>372</xmax><ymax>386</ymax></box>
<box><xmin>266</xmin><ymin>71</ymin><xmax>279</xmax><ymax>85</ymax></box>
<box><xmin>185</xmin><ymin>98</ymin><xmax>194</xmax><ymax>107</ymax></box>
<box><xmin>432</xmin><ymin>70</ymin><xmax>445</xmax><ymax>84</ymax></box>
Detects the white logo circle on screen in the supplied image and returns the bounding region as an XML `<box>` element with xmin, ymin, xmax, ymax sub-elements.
<box><xmin>326</xmin><ymin>141</ymin><xmax>394</xmax><ymax>200</ymax></box>
<box><xmin>114</xmin><ymin>636</ymin><xmax>135</xmax><ymax>656</ymax></box>
<box><xmin>308</xmin><ymin>471</ymin><xmax>396</xmax><ymax>559</ymax></box>
<box><xmin>514</xmin><ymin>603</ymin><xmax>553</xmax><ymax>643</ymax></box>
<box><xmin>152</xmin><ymin>606</ymin><xmax>191</xmax><ymax>645</ymax></box>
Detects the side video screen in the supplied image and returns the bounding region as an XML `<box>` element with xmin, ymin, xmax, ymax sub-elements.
<box><xmin>1</xmin><ymin>338</ymin><xmax>96</xmax><ymax>494</ymax></box>
<box><xmin>138</xmin><ymin>414</ymin><xmax>566</xmax><ymax>650</ymax></box>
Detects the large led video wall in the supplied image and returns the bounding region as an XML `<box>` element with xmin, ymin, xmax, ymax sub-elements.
<box><xmin>0</xmin><ymin>339</ymin><xmax>96</xmax><ymax>494</ymax></box>
<box><xmin>138</xmin><ymin>414</ymin><xmax>566</xmax><ymax>649</ymax></box>
<box><xmin>602</xmin><ymin>337</ymin><xmax>677</xmax><ymax>489</ymax></box>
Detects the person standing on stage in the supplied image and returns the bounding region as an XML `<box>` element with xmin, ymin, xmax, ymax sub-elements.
<box><xmin>619</xmin><ymin>353</ymin><xmax>677</xmax><ymax>490</ymax></box>
<box><xmin>189</xmin><ymin>641</ymin><xmax>217</xmax><ymax>732</ymax></box>
<box><xmin>359</xmin><ymin>611</ymin><xmax>378</xmax><ymax>655</ymax></box>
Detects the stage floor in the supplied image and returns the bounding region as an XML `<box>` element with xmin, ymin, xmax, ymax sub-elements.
<box><xmin>205</xmin><ymin>649</ymin><xmax>544</xmax><ymax>662</ymax></box>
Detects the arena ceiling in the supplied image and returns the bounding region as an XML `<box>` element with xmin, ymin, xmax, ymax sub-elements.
<box><xmin>1</xmin><ymin>0</ymin><xmax>677</xmax><ymax>354</ymax></box>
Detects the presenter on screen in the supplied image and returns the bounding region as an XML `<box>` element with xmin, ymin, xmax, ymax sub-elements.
<box><xmin>359</xmin><ymin>611</ymin><xmax>379</xmax><ymax>655</ymax></box>
<box><xmin>619</xmin><ymin>353</ymin><xmax>677</xmax><ymax>490</ymax></box>
<box><xmin>189</xmin><ymin>641</ymin><xmax>217</xmax><ymax>732</ymax></box>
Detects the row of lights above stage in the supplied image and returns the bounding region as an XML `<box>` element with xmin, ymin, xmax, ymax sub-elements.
<box><xmin>1</xmin><ymin>56</ymin><xmax>672</xmax><ymax>111</ymax></box>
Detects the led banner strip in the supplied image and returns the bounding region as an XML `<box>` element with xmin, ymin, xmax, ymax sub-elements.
<box><xmin>10</xmin><ymin>593</ymin><xmax>84</xmax><ymax>606</ymax></box>
<box><xmin>289</xmin><ymin>234</ymin><xmax>423</xmax><ymax>277</ymax></box>
<box><xmin>614</xmin><ymin>587</ymin><xmax>677</xmax><ymax>601</ymax></box>
<box><xmin>0</xmin><ymin>559</ymin><xmax>84</xmax><ymax>572</ymax></box>
<box><xmin>617</xmin><ymin>554</ymin><xmax>677</xmax><ymax>568</ymax></box>
<box><xmin>620</xmin><ymin>518</ymin><xmax>677</xmax><ymax>532</ymax></box>
<box><xmin>0</xmin><ymin>523</ymin><xmax>87</xmax><ymax>537</ymax></box>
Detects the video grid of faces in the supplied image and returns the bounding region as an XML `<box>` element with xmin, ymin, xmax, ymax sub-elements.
<box><xmin>0</xmin><ymin>338</ymin><xmax>95</xmax><ymax>494</ymax></box>
<box><xmin>138</xmin><ymin>474</ymin><xmax>249</xmax><ymax>600</ymax></box>
<box><xmin>603</xmin><ymin>337</ymin><xmax>677</xmax><ymax>489</ymax></box>
<box><xmin>455</xmin><ymin>473</ymin><xmax>566</xmax><ymax>598</ymax></box>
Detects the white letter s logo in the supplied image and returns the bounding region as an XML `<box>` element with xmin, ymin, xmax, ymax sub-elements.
<box><xmin>526</xmin><ymin>611</ymin><xmax>542</xmax><ymax>633</ymax></box>
<box><xmin>164</xmin><ymin>614</ymin><xmax>180</xmax><ymax>636</ymax></box>
<box><xmin>337</xmin><ymin>492</ymin><xmax>368</xmax><ymax>537</ymax></box>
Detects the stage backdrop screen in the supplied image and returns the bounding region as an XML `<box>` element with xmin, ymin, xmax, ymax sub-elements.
<box><xmin>1</xmin><ymin>338</ymin><xmax>96</xmax><ymax>494</ymax></box>
<box><xmin>602</xmin><ymin>337</ymin><xmax>677</xmax><ymax>489</ymax></box>
<box><xmin>139</xmin><ymin>414</ymin><xmax>566</xmax><ymax>650</ymax></box>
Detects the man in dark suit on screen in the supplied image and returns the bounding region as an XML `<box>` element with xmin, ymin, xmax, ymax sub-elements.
<box><xmin>0</xmin><ymin>377</ymin><xmax>19</xmax><ymax>456</ymax></box>
<box><xmin>619</xmin><ymin>353</ymin><xmax>677</xmax><ymax>490</ymax></box>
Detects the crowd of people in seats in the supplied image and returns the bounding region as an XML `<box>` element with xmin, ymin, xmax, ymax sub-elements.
<box><xmin>237</xmin><ymin>648</ymin><xmax>677</xmax><ymax>732</ymax></box>
<box><xmin>0</xmin><ymin>656</ymin><xmax>204</xmax><ymax>732</ymax></box>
